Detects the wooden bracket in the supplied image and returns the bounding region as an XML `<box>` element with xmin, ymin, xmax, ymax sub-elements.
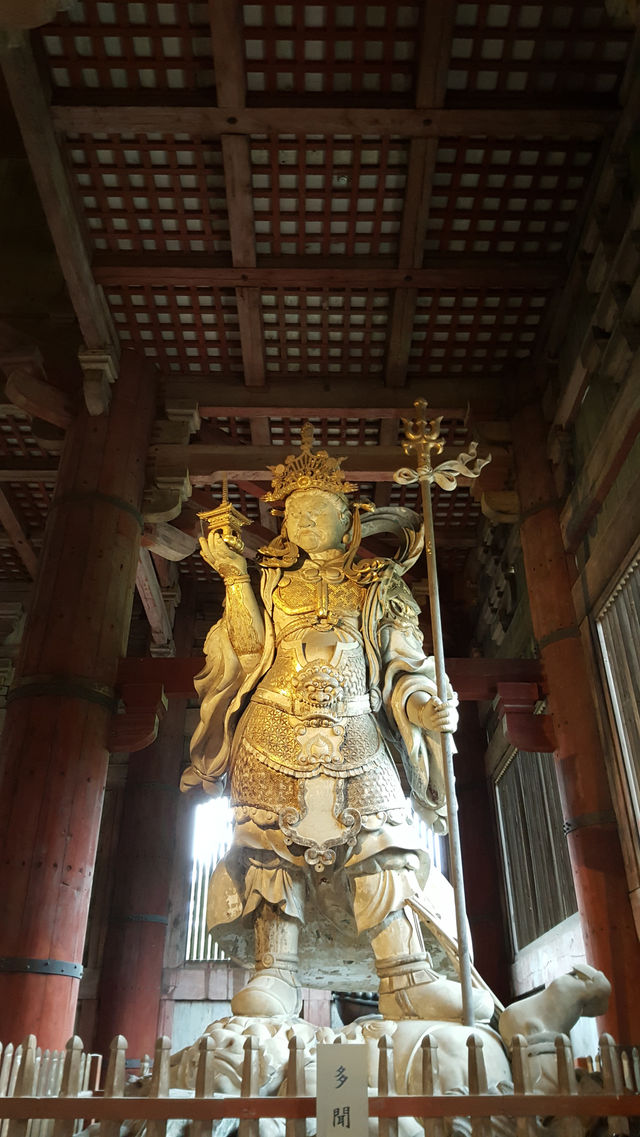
<box><xmin>143</xmin><ymin>469</ymin><xmax>192</xmax><ymax>523</ymax></box>
<box><xmin>496</xmin><ymin>681</ymin><xmax>556</xmax><ymax>752</ymax></box>
<box><xmin>108</xmin><ymin>681</ymin><xmax>168</xmax><ymax>753</ymax></box>
<box><xmin>78</xmin><ymin>346</ymin><xmax>119</xmax><ymax>416</ymax></box>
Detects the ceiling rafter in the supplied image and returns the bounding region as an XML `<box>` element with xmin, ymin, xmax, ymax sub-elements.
<box><xmin>0</xmin><ymin>487</ymin><xmax>38</xmax><ymax>579</ymax></box>
<box><xmin>51</xmin><ymin>103</ymin><xmax>615</xmax><ymax>140</ymax></box>
<box><xmin>0</xmin><ymin>37</ymin><xmax>117</xmax><ymax>354</ymax></box>
<box><xmin>210</xmin><ymin>0</ymin><xmax>265</xmax><ymax>388</ymax></box>
<box><xmin>93</xmin><ymin>259</ymin><xmax>563</xmax><ymax>289</ymax></box>
<box><xmin>0</xmin><ymin>458</ymin><xmax>59</xmax><ymax>481</ymax></box>
<box><xmin>384</xmin><ymin>0</ymin><xmax>456</xmax><ymax>389</ymax></box>
<box><xmin>150</xmin><ymin>442</ymin><xmax>506</xmax><ymax>486</ymax></box>
<box><xmin>164</xmin><ymin>379</ymin><xmax>502</xmax><ymax>416</ymax></box>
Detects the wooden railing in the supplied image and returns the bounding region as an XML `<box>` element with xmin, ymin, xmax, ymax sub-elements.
<box><xmin>2</xmin><ymin>1031</ymin><xmax>640</xmax><ymax>1137</ymax></box>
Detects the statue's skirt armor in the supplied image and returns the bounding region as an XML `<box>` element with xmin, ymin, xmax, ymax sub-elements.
<box><xmin>229</xmin><ymin>638</ymin><xmax>407</xmax><ymax>851</ymax></box>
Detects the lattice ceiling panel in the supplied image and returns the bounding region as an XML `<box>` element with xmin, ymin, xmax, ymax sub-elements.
<box><xmin>219</xmin><ymin>483</ymin><xmax>261</xmax><ymax>520</ymax></box>
<box><xmin>65</xmin><ymin>133</ymin><xmax>228</xmax><ymax>254</ymax></box>
<box><xmin>0</xmin><ymin>412</ymin><xmax>51</xmax><ymax>461</ymax></box>
<box><xmin>242</xmin><ymin>2</ymin><xmax>420</xmax><ymax>96</ymax></box>
<box><xmin>105</xmin><ymin>284</ymin><xmax>243</xmax><ymax>373</ymax></box>
<box><xmin>0</xmin><ymin>546</ymin><xmax>32</xmax><ymax>584</ymax></box>
<box><xmin>267</xmin><ymin>416</ymin><xmax>382</xmax><ymax>447</ymax></box>
<box><xmin>41</xmin><ymin>1</ymin><xmax>213</xmax><ymax>91</ymax></box>
<box><xmin>251</xmin><ymin>134</ymin><xmax>407</xmax><ymax>257</ymax></box>
<box><xmin>178</xmin><ymin>549</ymin><xmax>213</xmax><ymax>584</ymax></box>
<box><xmin>408</xmin><ymin>288</ymin><xmax>550</xmax><ymax>375</ymax></box>
<box><xmin>426</xmin><ymin>137</ymin><xmax>598</xmax><ymax>257</ymax></box>
<box><xmin>448</xmin><ymin>3</ymin><xmax>632</xmax><ymax>98</ymax></box>
<box><xmin>262</xmin><ymin>288</ymin><xmax>390</xmax><ymax>376</ymax></box>
<box><xmin>4</xmin><ymin>484</ymin><xmax>52</xmax><ymax>531</ymax></box>
<box><xmin>203</xmin><ymin>417</ymin><xmax>253</xmax><ymax>443</ymax></box>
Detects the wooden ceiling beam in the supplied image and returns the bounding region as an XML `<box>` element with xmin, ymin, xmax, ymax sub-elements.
<box><xmin>151</xmin><ymin>442</ymin><xmax>503</xmax><ymax>485</ymax></box>
<box><xmin>94</xmin><ymin>258</ymin><xmax>562</xmax><ymax>289</ymax></box>
<box><xmin>0</xmin><ymin>486</ymin><xmax>38</xmax><ymax>578</ymax></box>
<box><xmin>116</xmin><ymin>653</ymin><xmax>543</xmax><ymax>702</ymax></box>
<box><xmin>385</xmin><ymin>0</ymin><xmax>456</xmax><ymax>389</ymax></box>
<box><xmin>374</xmin><ymin>418</ymin><xmax>399</xmax><ymax>506</ymax></box>
<box><xmin>52</xmin><ymin>102</ymin><xmax>614</xmax><ymax>140</ymax></box>
<box><xmin>164</xmin><ymin>377</ymin><xmax>502</xmax><ymax>415</ymax></box>
<box><xmin>0</xmin><ymin>457</ymin><xmax>59</xmax><ymax>481</ymax></box>
<box><xmin>135</xmin><ymin>548</ymin><xmax>175</xmax><ymax>655</ymax></box>
<box><xmin>1</xmin><ymin>37</ymin><xmax>117</xmax><ymax>354</ymax></box>
<box><xmin>210</xmin><ymin>0</ymin><xmax>266</xmax><ymax>388</ymax></box>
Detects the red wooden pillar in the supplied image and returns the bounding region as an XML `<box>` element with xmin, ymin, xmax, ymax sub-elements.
<box><xmin>93</xmin><ymin>595</ymin><xmax>194</xmax><ymax>1063</ymax></box>
<box><xmin>512</xmin><ymin>399</ymin><xmax>640</xmax><ymax>1041</ymax></box>
<box><xmin>0</xmin><ymin>351</ymin><xmax>156</xmax><ymax>1049</ymax></box>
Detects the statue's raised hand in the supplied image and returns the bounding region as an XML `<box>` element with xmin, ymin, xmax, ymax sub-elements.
<box><xmin>200</xmin><ymin>531</ymin><xmax>249</xmax><ymax>581</ymax></box>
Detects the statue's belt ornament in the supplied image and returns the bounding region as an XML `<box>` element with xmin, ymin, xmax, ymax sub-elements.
<box><xmin>256</xmin><ymin>660</ymin><xmax>375</xmax><ymax>721</ymax></box>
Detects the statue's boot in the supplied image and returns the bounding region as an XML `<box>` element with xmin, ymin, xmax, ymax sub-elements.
<box><xmin>231</xmin><ymin>907</ymin><xmax>302</xmax><ymax>1018</ymax></box>
<box><xmin>372</xmin><ymin>910</ymin><xmax>493</xmax><ymax>1023</ymax></box>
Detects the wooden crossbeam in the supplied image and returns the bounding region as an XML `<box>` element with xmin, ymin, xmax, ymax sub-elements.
<box><xmin>210</xmin><ymin>0</ymin><xmax>266</xmax><ymax>388</ymax></box>
<box><xmin>116</xmin><ymin>654</ymin><xmax>543</xmax><ymax>702</ymax></box>
<box><xmin>164</xmin><ymin>378</ymin><xmax>502</xmax><ymax>416</ymax></box>
<box><xmin>1</xmin><ymin>37</ymin><xmax>116</xmax><ymax>352</ymax></box>
<box><xmin>375</xmin><ymin>418</ymin><xmax>400</xmax><ymax>506</ymax></box>
<box><xmin>135</xmin><ymin>548</ymin><xmax>175</xmax><ymax>655</ymax></box>
<box><xmin>0</xmin><ymin>486</ymin><xmax>38</xmax><ymax>578</ymax></box>
<box><xmin>0</xmin><ymin>457</ymin><xmax>59</xmax><ymax>481</ymax></box>
<box><xmin>93</xmin><ymin>257</ymin><xmax>562</xmax><ymax>289</ymax></box>
<box><xmin>385</xmin><ymin>0</ymin><xmax>456</xmax><ymax>389</ymax></box>
<box><xmin>51</xmin><ymin>102</ymin><xmax>615</xmax><ymax>140</ymax></box>
<box><xmin>150</xmin><ymin>442</ymin><xmax>504</xmax><ymax>485</ymax></box>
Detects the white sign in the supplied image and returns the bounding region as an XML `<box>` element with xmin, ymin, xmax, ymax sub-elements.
<box><xmin>316</xmin><ymin>1043</ymin><xmax>369</xmax><ymax>1137</ymax></box>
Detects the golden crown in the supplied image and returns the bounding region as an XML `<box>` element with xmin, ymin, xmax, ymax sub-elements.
<box><xmin>264</xmin><ymin>422</ymin><xmax>358</xmax><ymax>503</ymax></box>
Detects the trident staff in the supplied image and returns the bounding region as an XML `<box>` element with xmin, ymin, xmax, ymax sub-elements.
<box><xmin>395</xmin><ymin>398</ymin><xmax>491</xmax><ymax>1028</ymax></box>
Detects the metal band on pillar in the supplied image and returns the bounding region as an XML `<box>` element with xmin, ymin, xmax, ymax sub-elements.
<box><xmin>7</xmin><ymin>675</ymin><xmax>116</xmax><ymax>710</ymax></box>
<box><xmin>0</xmin><ymin>957</ymin><xmax>83</xmax><ymax>979</ymax></box>
<box><xmin>113</xmin><ymin>914</ymin><xmax>169</xmax><ymax>925</ymax></box>
<box><xmin>538</xmin><ymin>626</ymin><xmax>581</xmax><ymax>650</ymax></box>
<box><xmin>50</xmin><ymin>489</ymin><xmax>144</xmax><ymax>531</ymax></box>
<box><xmin>564</xmin><ymin>811</ymin><xmax>617</xmax><ymax>835</ymax></box>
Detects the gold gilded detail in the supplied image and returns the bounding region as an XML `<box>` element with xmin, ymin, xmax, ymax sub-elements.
<box><xmin>230</xmin><ymin>744</ymin><xmax>301</xmax><ymax>811</ymax></box>
<box><xmin>292</xmin><ymin>662</ymin><xmax>345</xmax><ymax>719</ymax></box>
<box><xmin>264</xmin><ymin>421</ymin><xmax>358</xmax><ymax>503</ymax></box>
<box><xmin>225</xmin><ymin>584</ymin><xmax>263</xmax><ymax>656</ymax></box>
<box><xmin>346</xmin><ymin>750</ymin><xmax>407</xmax><ymax>814</ymax></box>
<box><xmin>274</xmin><ymin>573</ymin><xmax>365</xmax><ymax>618</ymax></box>
<box><xmin>235</xmin><ymin>698</ymin><xmax>384</xmax><ymax>779</ymax></box>
<box><xmin>198</xmin><ymin>475</ymin><xmax>252</xmax><ymax>552</ymax></box>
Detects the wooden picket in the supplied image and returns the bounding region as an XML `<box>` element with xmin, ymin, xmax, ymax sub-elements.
<box><xmin>1</xmin><ymin>1029</ymin><xmax>640</xmax><ymax>1136</ymax></box>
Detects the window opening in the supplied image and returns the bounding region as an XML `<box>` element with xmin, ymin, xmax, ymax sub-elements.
<box><xmin>494</xmin><ymin>748</ymin><xmax>577</xmax><ymax>952</ymax></box>
<box><xmin>596</xmin><ymin>552</ymin><xmax>640</xmax><ymax>843</ymax></box>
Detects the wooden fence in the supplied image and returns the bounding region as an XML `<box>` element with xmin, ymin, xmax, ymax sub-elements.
<box><xmin>2</xmin><ymin>1031</ymin><xmax>640</xmax><ymax>1137</ymax></box>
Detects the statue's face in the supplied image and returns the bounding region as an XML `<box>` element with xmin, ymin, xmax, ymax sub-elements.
<box><xmin>285</xmin><ymin>490</ymin><xmax>350</xmax><ymax>554</ymax></box>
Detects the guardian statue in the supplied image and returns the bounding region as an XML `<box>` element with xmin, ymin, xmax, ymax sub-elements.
<box><xmin>181</xmin><ymin>425</ymin><xmax>492</xmax><ymax>1023</ymax></box>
